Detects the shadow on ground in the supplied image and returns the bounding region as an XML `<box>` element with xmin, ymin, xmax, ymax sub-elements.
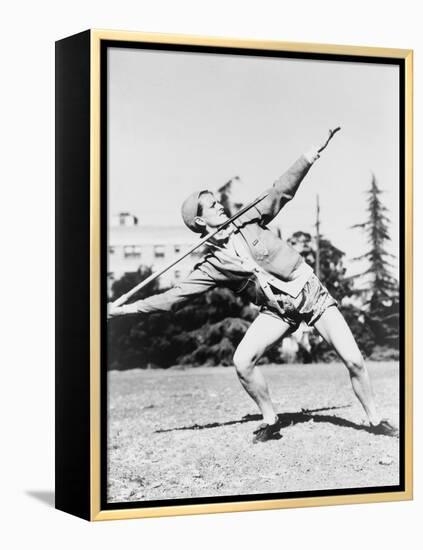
<box><xmin>26</xmin><ymin>490</ymin><xmax>55</xmax><ymax>507</ymax></box>
<box><xmin>155</xmin><ymin>405</ymin><xmax>397</xmax><ymax>438</ymax></box>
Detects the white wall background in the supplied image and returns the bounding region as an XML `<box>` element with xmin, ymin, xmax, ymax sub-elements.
<box><xmin>0</xmin><ymin>1</ymin><xmax>420</xmax><ymax>548</ymax></box>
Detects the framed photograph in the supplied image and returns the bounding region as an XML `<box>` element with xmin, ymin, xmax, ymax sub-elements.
<box><xmin>55</xmin><ymin>30</ymin><xmax>413</xmax><ymax>521</ymax></box>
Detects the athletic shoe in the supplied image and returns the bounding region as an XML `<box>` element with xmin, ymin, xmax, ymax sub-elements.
<box><xmin>252</xmin><ymin>421</ymin><xmax>282</xmax><ymax>443</ymax></box>
<box><xmin>369</xmin><ymin>418</ymin><xmax>399</xmax><ymax>438</ymax></box>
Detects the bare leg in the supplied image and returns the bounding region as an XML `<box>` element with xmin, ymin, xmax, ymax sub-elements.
<box><xmin>233</xmin><ymin>313</ymin><xmax>291</xmax><ymax>424</ymax></box>
<box><xmin>314</xmin><ymin>306</ymin><xmax>380</xmax><ymax>426</ymax></box>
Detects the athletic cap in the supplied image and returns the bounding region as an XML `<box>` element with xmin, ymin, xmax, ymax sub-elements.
<box><xmin>181</xmin><ymin>189</ymin><xmax>210</xmax><ymax>233</ymax></box>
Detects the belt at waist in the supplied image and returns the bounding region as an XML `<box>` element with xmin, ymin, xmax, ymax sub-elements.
<box><xmin>252</xmin><ymin>261</ymin><xmax>313</xmax><ymax>299</ymax></box>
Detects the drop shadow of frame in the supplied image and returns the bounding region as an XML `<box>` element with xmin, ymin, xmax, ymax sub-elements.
<box><xmin>26</xmin><ymin>490</ymin><xmax>55</xmax><ymax>508</ymax></box>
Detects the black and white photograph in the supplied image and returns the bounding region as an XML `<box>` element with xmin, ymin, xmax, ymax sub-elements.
<box><xmin>105</xmin><ymin>42</ymin><xmax>404</xmax><ymax>506</ymax></box>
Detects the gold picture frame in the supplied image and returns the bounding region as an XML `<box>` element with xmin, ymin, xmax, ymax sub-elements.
<box><xmin>55</xmin><ymin>29</ymin><xmax>413</xmax><ymax>521</ymax></box>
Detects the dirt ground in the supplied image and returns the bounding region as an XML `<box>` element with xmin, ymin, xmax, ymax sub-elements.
<box><xmin>107</xmin><ymin>362</ymin><xmax>400</xmax><ymax>504</ymax></box>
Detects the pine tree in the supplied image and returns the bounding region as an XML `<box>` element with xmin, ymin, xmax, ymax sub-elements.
<box><xmin>352</xmin><ymin>174</ymin><xmax>399</xmax><ymax>349</ymax></box>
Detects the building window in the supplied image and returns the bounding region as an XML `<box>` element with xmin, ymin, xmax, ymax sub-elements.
<box><xmin>119</xmin><ymin>212</ymin><xmax>138</xmax><ymax>226</ymax></box>
<box><xmin>124</xmin><ymin>245</ymin><xmax>141</xmax><ymax>258</ymax></box>
<box><xmin>154</xmin><ymin>245</ymin><xmax>165</xmax><ymax>259</ymax></box>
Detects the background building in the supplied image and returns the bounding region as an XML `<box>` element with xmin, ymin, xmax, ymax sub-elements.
<box><xmin>108</xmin><ymin>212</ymin><xmax>199</xmax><ymax>295</ymax></box>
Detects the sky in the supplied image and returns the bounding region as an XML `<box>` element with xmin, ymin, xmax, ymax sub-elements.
<box><xmin>107</xmin><ymin>47</ymin><xmax>400</xmax><ymax>278</ymax></box>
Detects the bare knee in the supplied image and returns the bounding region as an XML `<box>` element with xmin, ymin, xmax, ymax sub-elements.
<box><xmin>233</xmin><ymin>348</ymin><xmax>258</xmax><ymax>380</ymax></box>
<box><xmin>344</xmin><ymin>354</ymin><xmax>365</xmax><ymax>377</ymax></box>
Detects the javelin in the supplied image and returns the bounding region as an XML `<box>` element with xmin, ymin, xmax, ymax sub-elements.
<box><xmin>111</xmin><ymin>126</ymin><xmax>342</xmax><ymax>307</ymax></box>
<box><xmin>111</xmin><ymin>192</ymin><xmax>269</xmax><ymax>307</ymax></box>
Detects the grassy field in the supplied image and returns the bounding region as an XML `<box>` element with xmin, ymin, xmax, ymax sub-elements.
<box><xmin>107</xmin><ymin>362</ymin><xmax>400</xmax><ymax>504</ymax></box>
